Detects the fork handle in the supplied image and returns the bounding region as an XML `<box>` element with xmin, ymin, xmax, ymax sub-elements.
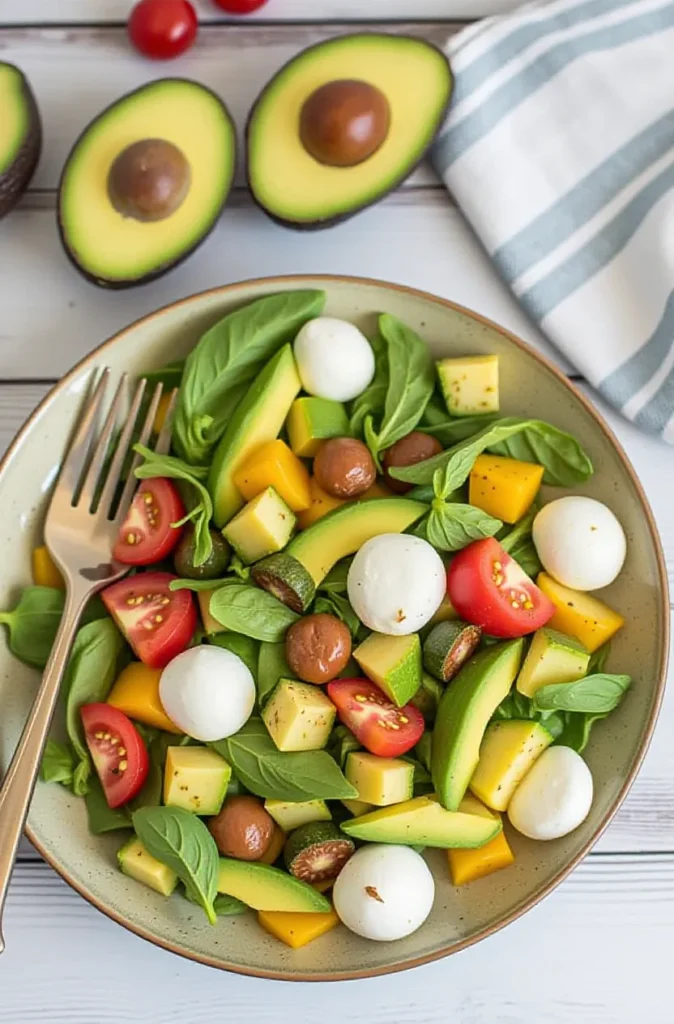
<box><xmin>0</xmin><ymin>587</ymin><xmax>88</xmax><ymax>954</ymax></box>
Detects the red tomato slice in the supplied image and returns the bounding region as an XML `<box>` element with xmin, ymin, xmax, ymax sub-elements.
<box><xmin>101</xmin><ymin>572</ymin><xmax>196</xmax><ymax>668</ymax></box>
<box><xmin>113</xmin><ymin>478</ymin><xmax>185</xmax><ymax>567</ymax></box>
<box><xmin>327</xmin><ymin>679</ymin><xmax>424</xmax><ymax>758</ymax></box>
<box><xmin>447</xmin><ymin>537</ymin><xmax>555</xmax><ymax>638</ymax></box>
<box><xmin>81</xmin><ymin>703</ymin><xmax>149</xmax><ymax>808</ymax></box>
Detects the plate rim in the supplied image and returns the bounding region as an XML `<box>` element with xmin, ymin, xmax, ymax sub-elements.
<box><xmin>10</xmin><ymin>272</ymin><xmax>669</xmax><ymax>982</ymax></box>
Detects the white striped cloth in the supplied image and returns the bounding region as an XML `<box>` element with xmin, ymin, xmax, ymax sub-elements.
<box><xmin>431</xmin><ymin>0</ymin><xmax>674</xmax><ymax>442</ymax></box>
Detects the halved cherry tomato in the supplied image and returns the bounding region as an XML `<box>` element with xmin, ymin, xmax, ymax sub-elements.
<box><xmin>212</xmin><ymin>0</ymin><xmax>269</xmax><ymax>12</ymax></box>
<box><xmin>128</xmin><ymin>0</ymin><xmax>198</xmax><ymax>60</ymax></box>
<box><xmin>113</xmin><ymin>478</ymin><xmax>185</xmax><ymax>567</ymax></box>
<box><xmin>326</xmin><ymin>679</ymin><xmax>424</xmax><ymax>758</ymax></box>
<box><xmin>81</xmin><ymin>703</ymin><xmax>149</xmax><ymax>808</ymax></box>
<box><xmin>447</xmin><ymin>537</ymin><xmax>555</xmax><ymax>638</ymax></box>
<box><xmin>101</xmin><ymin>572</ymin><xmax>196</xmax><ymax>668</ymax></box>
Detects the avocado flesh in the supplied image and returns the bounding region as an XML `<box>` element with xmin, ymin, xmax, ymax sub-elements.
<box><xmin>247</xmin><ymin>34</ymin><xmax>452</xmax><ymax>227</ymax></box>
<box><xmin>341</xmin><ymin>795</ymin><xmax>502</xmax><ymax>848</ymax></box>
<box><xmin>432</xmin><ymin>639</ymin><xmax>524</xmax><ymax>811</ymax></box>
<box><xmin>287</xmin><ymin>497</ymin><xmax>426</xmax><ymax>585</ymax></box>
<box><xmin>217</xmin><ymin>858</ymin><xmax>330</xmax><ymax>912</ymax></box>
<box><xmin>0</xmin><ymin>62</ymin><xmax>41</xmax><ymax>219</ymax></box>
<box><xmin>58</xmin><ymin>79</ymin><xmax>236</xmax><ymax>287</ymax></box>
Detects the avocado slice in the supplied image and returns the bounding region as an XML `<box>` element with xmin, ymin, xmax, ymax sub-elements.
<box><xmin>261</xmin><ymin>678</ymin><xmax>336</xmax><ymax>752</ymax></box>
<box><xmin>223</xmin><ymin>486</ymin><xmax>296</xmax><ymax>564</ymax></box>
<box><xmin>432</xmin><ymin>639</ymin><xmax>524</xmax><ymax>811</ymax></box>
<box><xmin>247</xmin><ymin>33</ymin><xmax>452</xmax><ymax>228</ymax></box>
<box><xmin>163</xmin><ymin>745</ymin><xmax>232</xmax><ymax>815</ymax></box>
<box><xmin>57</xmin><ymin>79</ymin><xmax>235</xmax><ymax>288</ymax></box>
<box><xmin>353</xmin><ymin>632</ymin><xmax>422</xmax><ymax>707</ymax></box>
<box><xmin>217</xmin><ymin>857</ymin><xmax>331</xmax><ymax>912</ymax></box>
<box><xmin>436</xmin><ymin>355</ymin><xmax>500</xmax><ymax>416</ymax></box>
<box><xmin>0</xmin><ymin>63</ymin><xmax>41</xmax><ymax>219</ymax></box>
<box><xmin>345</xmin><ymin>751</ymin><xmax>414</xmax><ymax>807</ymax></box>
<box><xmin>209</xmin><ymin>345</ymin><xmax>301</xmax><ymax>526</ymax></box>
<box><xmin>470</xmin><ymin>719</ymin><xmax>553</xmax><ymax>812</ymax></box>
<box><xmin>516</xmin><ymin>626</ymin><xmax>590</xmax><ymax>698</ymax></box>
<box><xmin>265</xmin><ymin>798</ymin><xmax>332</xmax><ymax>832</ymax></box>
<box><xmin>118</xmin><ymin>836</ymin><xmax>178</xmax><ymax>897</ymax></box>
<box><xmin>340</xmin><ymin>794</ymin><xmax>502</xmax><ymax>849</ymax></box>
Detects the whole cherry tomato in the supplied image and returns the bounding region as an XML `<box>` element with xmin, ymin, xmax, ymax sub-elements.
<box><xmin>128</xmin><ymin>0</ymin><xmax>198</xmax><ymax>60</ymax></box>
<box><xmin>211</xmin><ymin>0</ymin><xmax>270</xmax><ymax>12</ymax></box>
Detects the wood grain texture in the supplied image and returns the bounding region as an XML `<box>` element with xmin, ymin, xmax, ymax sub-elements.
<box><xmin>2</xmin><ymin>0</ymin><xmax>520</xmax><ymax>26</ymax></box>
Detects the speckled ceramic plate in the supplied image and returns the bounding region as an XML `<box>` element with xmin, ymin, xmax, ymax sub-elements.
<box><xmin>0</xmin><ymin>276</ymin><xmax>668</xmax><ymax>980</ymax></box>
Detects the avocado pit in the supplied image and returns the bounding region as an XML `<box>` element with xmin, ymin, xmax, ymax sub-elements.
<box><xmin>108</xmin><ymin>138</ymin><xmax>191</xmax><ymax>222</ymax></box>
<box><xmin>299</xmin><ymin>79</ymin><xmax>390</xmax><ymax>168</ymax></box>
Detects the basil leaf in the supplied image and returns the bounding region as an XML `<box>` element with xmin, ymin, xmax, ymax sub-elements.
<box><xmin>391</xmin><ymin>417</ymin><xmax>593</xmax><ymax>489</ymax></box>
<box><xmin>363</xmin><ymin>315</ymin><xmax>435</xmax><ymax>463</ymax></box>
<box><xmin>490</xmin><ymin>690</ymin><xmax>566</xmax><ymax>739</ymax></box>
<box><xmin>421</xmin><ymin>401</ymin><xmax>499</xmax><ymax>446</ymax></box>
<box><xmin>85</xmin><ymin>778</ymin><xmax>132</xmax><ymax>835</ymax></box>
<box><xmin>327</xmin><ymin>724</ymin><xmax>361</xmax><ymax>768</ymax></box>
<box><xmin>64</xmin><ymin>618</ymin><xmax>124</xmax><ymax>797</ymax></box>
<box><xmin>588</xmin><ymin>642</ymin><xmax>611</xmax><ymax>675</ymax></box>
<box><xmin>132</xmin><ymin>806</ymin><xmax>219</xmax><ymax>924</ymax></box>
<box><xmin>209</xmin><ymin>632</ymin><xmax>259</xmax><ymax>677</ymax></box>
<box><xmin>554</xmin><ymin>710</ymin><xmax>607</xmax><ymax>753</ymax></box>
<box><xmin>425</xmin><ymin>501</ymin><xmax>502</xmax><ymax>552</ymax></box>
<box><xmin>318</xmin><ymin>559</ymin><xmax>352</xmax><ymax>595</ymax></box>
<box><xmin>349</xmin><ymin>333</ymin><xmax>388</xmax><ymax>436</ymax></box>
<box><xmin>134</xmin><ymin>445</ymin><xmax>213</xmax><ymax>566</ymax></box>
<box><xmin>0</xmin><ymin>587</ymin><xmax>105</xmax><ymax>670</ymax></box>
<box><xmin>174</xmin><ymin>291</ymin><xmax>325</xmax><ymax>464</ymax></box>
<box><xmin>140</xmin><ymin>360</ymin><xmax>185</xmax><ymax>389</ymax></box>
<box><xmin>314</xmin><ymin>594</ymin><xmax>361</xmax><ymax>637</ymax></box>
<box><xmin>40</xmin><ymin>739</ymin><xmax>75</xmax><ymax>787</ymax></box>
<box><xmin>213</xmin><ymin>719</ymin><xmax>358</xmax><ymax>802</ymax></box>
<box><xmin>209</xmin><ymin>584</ymin><xmax>299</xmax><ymax>642</ymax></box>
<box><xmin>257</xmin><ymin>642</ymin><xmax>291</xmax><ymax>708</ymax></box>
<box><xmin>533</xmin><ymin>674</ymin><xmax>631</xmax><ymax>714</ymax></box>
<box><xmin>500</xmin><ymin>506</ymin><xmax>542</xmax><ymax>577</ymax></box>
<box><xmin>213</xmin><ymin>893</ymin><xmax>247</xmax><ymax>917</ymax></box>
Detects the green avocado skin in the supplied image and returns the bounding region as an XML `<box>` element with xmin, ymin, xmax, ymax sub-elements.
<box><xmin>0</xmin><ymin>64</ymin><xmax>41</xmax><ymax>220</ymax></box>
<box><xmin>431</xmin><ymin>639</ymin><xmax>524</xmax><ymax>811</ymax></box>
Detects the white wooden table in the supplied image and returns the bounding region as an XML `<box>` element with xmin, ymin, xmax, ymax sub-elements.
<box><xmin>1</xmin><ymin>3</ymin><xmax>673</xmax><ymax>1021</ymax></box>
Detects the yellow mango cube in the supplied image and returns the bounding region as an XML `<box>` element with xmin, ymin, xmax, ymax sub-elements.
<box><xmin>537</xmin><ymin>573</ymin><xmax>625</xmax><ymax>653</ymax></box>
<box><xmin>448</xmin><ymin>828</ymin><xmax>515</xmax><ymax>885</ymax></box>
<box><xmin>233</xmin><ymin>439</ymin><xmax>311</xmax><ymax>512</ymax></box>
<box><xmin>107</xmin><ymin>662</ymin><xmax>182</xmax><ymax>734</ymax></box>
<box><xmin>258</xmin><ymin>907</ymin><xmax>340</xmax><ymax>948</ymax></box>
<box><xmin>297</xmin><ymin>477</ymin><xmax>347</xmax><ymax>528</ymax></box>
<box><xmin>31</xmin><ymin>546</ymin><xmax>64</xmax><ymax>589</ymax></box>
<box><xmin>469</xmin><ymin>454</ymin><xmax>544</xmax><ymax>524</ymax></box>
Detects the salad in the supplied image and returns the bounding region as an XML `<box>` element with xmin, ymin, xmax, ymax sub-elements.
<box><xmin>10</xmin><ymin>289</ymin><xmax>632</xmax><ymax>948</ymax></box>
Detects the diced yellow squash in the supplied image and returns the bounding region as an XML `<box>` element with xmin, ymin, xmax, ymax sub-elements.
<box><xmin>152</xmin><ymin>391</ymin><xmax>174</xmax><ymax>436</ymax></box>
<box><xmin>31</xmin><ymin>546</ymin><xmax>64</xmax><ymax>589</ymax></box>
<box><xmin>469</xmin><ymin>454</ymin><xmax>544</xmax><ymax>524</ymax></box>
<box><xmin>345</xmin><ymin>752</ymin><xmax>414</xmax><ymax>806</ymax></box>
<box><xmin>223</xmin><ymin>487</ymin><xmax>296</xmax><ymax>564</ymax></box>
<box><xmin>107</xmin><ymin>661</ymin><xmax>182</xmax><ymax>733</ymax></box>
<box><xmin>233</xmin><ymin>439</ymin><xmax>311</xmax><ymax>512</ymax></box>
<box><xmin>197</xmin><ymin>590</ymin><xmax>225</xmax><ymax>635</ymax></box>
<box><xmin>470</xmin><ymin>720</ymin><xmax>553</xmax><ymax>811</ymax></box>
<box><xmin>297</xmin><ymin>477</ymin><xmax>347</xmax><ymax>529</ymax></box>
<box><xmin>258</xmin><ymin>907</ymin><xmax>340</xmax><ymax>948</ymax></box>
<box><xmin>537</xmin><ymin>573</ymin><xmax>625</xmax><ymax>653</ymax></box>
<box><xmin>262</xmin><ymin>679</ymin><xmax>336</xmax><ymax>751</ymax></box>
<box><xmin>437</xmin><ymin>355</ymin><xmax>499</xmax><ymax>416</ymax></box>
<box><xmin>448</xmin><ymin>827</ymin><xmax>515</xmax><ymax>885</ymax></box>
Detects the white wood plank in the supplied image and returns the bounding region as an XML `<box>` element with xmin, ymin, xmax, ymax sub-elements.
<box><xmin>2</xmin><ymin>23</ymin><xmax>449</xmax><ymax>193</ymax></box>
<box><xmin>0</xmin><ymin>202</ymin><xmax>563</xmax><ymax>378</ymax></box>
<box><xmin>2</xmin><ymin>856</ymin><xmax>673</xmax><ymax>1023</ymax></box>
<box><xmin>1</xmin><ymin>0</ymin><xmax>520</xmax><ymax>26</ymax></box>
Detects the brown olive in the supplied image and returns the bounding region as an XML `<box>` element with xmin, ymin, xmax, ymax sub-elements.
<box><xmin>107</xmin><ymin>138</ymin><xmax>191</xmax><ymax>222</ymax></box>
<box><xmin>314</xmin><ymin>437</ymin><xmax>376</xmax><ymax>498</ymax></box>
<box><xmin>382</xmin><ymin>431</ymin><xmax>443</xmax><ymax>494</ymax></box>
<box><xmin>208</xmin><ymin>796</ymin><xmax>274</xmax><ymax>861</ymax></box>
<box><xmin>299</xmin><ymin>79</ymin><xmax>390</xmax><ymax>168</ymax></box>
<box><xmin>286</xmin><ymin>612</ymin><xmax>352</xmax><ymax>684</ymax></box>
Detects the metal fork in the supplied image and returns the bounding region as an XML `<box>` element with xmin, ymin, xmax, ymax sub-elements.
<box><xmin>0</xmin><ymin>370</ymin><xmax>177</xmax><ymax>952</ymax></box>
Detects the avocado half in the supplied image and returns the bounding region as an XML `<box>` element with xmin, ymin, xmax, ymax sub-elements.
<box><xmin>0</xmin><ymin>62</ymin><xmax>42</xmax><ymax>219</ymax></box>
<box><xmin>57</xmin><ymin>79</ymin><xmax>236</xmax><ymax>289</ymax></box>
<box><xmin>246</xmin><ymin>33</ymin><xmax>453</xmax><ymax>230</ymax></box>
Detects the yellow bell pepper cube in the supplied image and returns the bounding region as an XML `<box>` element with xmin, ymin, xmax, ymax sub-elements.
<box><xmin>31</xmin><ymin>546</ymin><xmax>64</xmax><ymax>589</ymax></box>
<box><xmin>448</xmin><ymin>829</ymin><xmax>515</xmax><ymax>885</ymax></box>
<box><xmin>107</xmin><ymin>662</ymin><xmax>182</xmax><ymax>733</ymax></box>
<box><xmin>258</xmin><ymin>907</ymin><xmax>340</xmax><ymax>948</ymax></box>
<box><xmin>537</xmin><ymin>572</ymin><xmax>625</xmax><ymax>653</ymax></box>
<box><xmin>152</xmin><ymin>391</ymin><xmax>174</xmax><ymax>436</ymax></box>
<box><xmin>469</xmin><ymin>454</ymin><xmax>544</xmax><ymax>524</ymax></box>
<box><xmin>233</xmin><ymin>439</ymin><xmax>311</xmax><ymax>512</ymax></box>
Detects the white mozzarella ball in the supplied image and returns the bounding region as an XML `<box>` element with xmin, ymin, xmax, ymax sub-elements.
<box><xmin>533</xmin><ymin>496</ymin><xmax>626</xmax><ymax>591</ymax></box>
<box><xmin>347</xmin><ymin>534</ymin><xmax>446</xmax><ymax>635</ymax></box>
<box><xmin>508</xmin><ymin>746</ymin><xmax>594</xmax><ymax>841</ymax></box>
<box><xmin>293</xmin><ymin>317</ymin><xmax>375</xmax><ymax>402</ymax></box>
<box><xmin>333</xmin><ymin>845</ymin><xmax>434</xmax><ymax>941</ymax></box>
<box><xmin>159</xmin><ymin>646</ymin><xmax>255</xmax><ymax>742</ymax></box>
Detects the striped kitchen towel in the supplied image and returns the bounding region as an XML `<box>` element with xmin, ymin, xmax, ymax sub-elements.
<box><xmin>431</xmin><ymin>0</ymin><xmax>674</xmax><ymax>442</ymax></box>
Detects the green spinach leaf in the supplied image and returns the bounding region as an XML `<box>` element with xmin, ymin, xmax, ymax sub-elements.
<box><xmin>0</xmin><ymin>587</ymin><xmax>105</xmax><ymax>670</ymax></box>
<box><xmin>318</xmin><ymin>559</ymin><xmax>352</xmax><ymax>595</ymax></box>
<box><xmin>499</xmin><ymin>506</ymin><xmax>542</xmax><ymax>577</ymax></box>
<box><xmin>134</xmin><ymin>445</ymin><xmax>214</xmax><ymax>566</ymax></box>
<box><xmin>132</xmin><ymin>806</ymin><xmax>219</xmax><ymax>924</ymax></box>
<box><xmin>327</xmin><ymin>724</ymin><xmax>361</xmax><ymax>768</ymax></box>
<box><xmin>64</xmin><ymin>618</ymin><xmax>124</xmax><ymax>797</ymax></box>
<box><xmin>587</xmin><ymin>642</ymin><xmax>611</xmax><ymax>675</ymax></box>
<box><xmin>209</xmin><ymin>631</ymin><xmax>259</xmax><ymax>677</ymax></box>
<box><xmin>257</xmin><ymin>641</ymin><xmax>291</xmax><ymax>707</ymax></box>
<box><xmin>213</xmin><ymin>719</ymin><xmax>358</xmax><ymax>802</ymax></box>
<box><xmin>85</xmin><ymin>778</ymin><xmax>132</xmax><ymax>834</ymax></box>
<box><xmin>425</xmin><ymin>501</ymin><xmax>502</xmax><ymax>552</ymax></box>
<box><xmin>421</xmin><ymin>401</ymin><xmax>499</xmax><ymax>446</ymax></box>
<box><xmin>314</xmin><ymin>593</ymin><xmax>361</xmax><ymax>637</ymax></box>
<box><xmin>532</xmin><ymin>674</ymin><xmax>631</xmax><ymax>714</ymax></box>
<box><xmin>209</xmin><ymin>584</ymin><xmax>299</xmax><ymax>642</ymax></box>
<box><xmin>40</xmin><ymin>739</ymin><xmax>75</xmax><ymax>786</ymax></box>
<box><xmin>174</xmin><ymin>291</ymin><xmax>325</xmax><ymax>464</ymax></box>
<box><xmin>349</xmin><ymin>333</ymin><xmax>388</xmax><ymax>437</ymax></box>
<box><xmin>213</xmin><ymin>893</ymin><xmax>247</xmax><ymax>917</ymax></box>
<box><xmin>362</xmin><ymin>315</ymin><xmax>434</xmax><ymax>463</ymax></box>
